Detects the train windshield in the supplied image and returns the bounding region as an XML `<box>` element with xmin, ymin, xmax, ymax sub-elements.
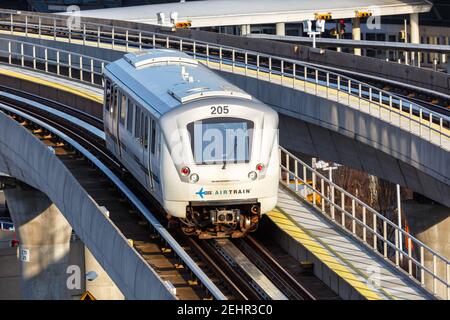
<box><xmin>188</xmin><ymin>118</ymin><xmax>253</xmax><ymax>165</ymax></box>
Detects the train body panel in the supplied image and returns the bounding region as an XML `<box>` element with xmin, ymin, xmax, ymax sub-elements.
<box><xmin>103</xmin><ymin>49</ymin><xmax>279</xmax><ymax>237</ymax></box>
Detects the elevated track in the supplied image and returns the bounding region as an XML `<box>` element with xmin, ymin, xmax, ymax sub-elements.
<box><xmin>0</xmin><ymin>10</ymin><xmax>448</xmax><ymax>299</ymax></box>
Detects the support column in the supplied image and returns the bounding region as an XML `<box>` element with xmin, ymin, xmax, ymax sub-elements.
<box><xmin>410</xmin><ymin>13</ymin><xmax>420</xmax><ymax>66</ymax></box>
<box><xmin>240</xmin><ymin>24</ymin><xmax>250</xmax><ymax>36</ymax></box>
<box><xmin>84</xmin><ymin>246</ymin><xmax>124</xmax><ymax>300</ymax></box>
<box><xmin>402</xmin><ymin>200</ymin><xmax>450</xmax><ymax>299</ymax></box>
<box><xmin>4</xmin><ymin>187</ymin><xmax>72</xmax><ymax>300</ymax></box>
<box><xmin>275</xmin><ymin>22</ymin><xmax>285</xmax><ymax>36</ymax></box>
<box><xmin>352</xmin><ymin>17</ymin><xmax>361</xmax><ymax>56</ymax></box>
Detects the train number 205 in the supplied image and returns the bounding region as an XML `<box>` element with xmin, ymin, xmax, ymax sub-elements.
<box><xmin>211</xmin><ymin>106</ymin><xmax>229</xmax><ymax>115</ymax></box>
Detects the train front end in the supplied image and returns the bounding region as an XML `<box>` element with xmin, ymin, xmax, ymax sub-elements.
<box><xmin>160</xmin><ymin>96</ymin><xmax>279</xmax><ymax>238</ymax></box>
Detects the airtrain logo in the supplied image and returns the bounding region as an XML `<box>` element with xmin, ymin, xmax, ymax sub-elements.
<box><xmin>195</xmin><ymin>187</ymin><xmax>251</xmax><ymax>199</ymax></box>
<box><xmin>196</xmin><ymin>188</ymin><xmax>209</xmax><ymax>199</ymax></box>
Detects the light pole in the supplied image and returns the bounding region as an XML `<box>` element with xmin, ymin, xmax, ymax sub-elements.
<box><xmin>396</xmin><ymin>184</ymin><xmax>403</xmax><ymax>262</ymax></box>
<box><xmin>302</xmin><ymin>19</ymin><xmax>326</xmax><ymax>48</ymax></box>
<box><xmin>315</xmin><ymin>160</ymin><xmax>339</xmax><ymax>183</ymax></box>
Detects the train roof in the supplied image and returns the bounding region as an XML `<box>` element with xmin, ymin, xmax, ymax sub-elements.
<box><xmin>105</xmin><ymin>49</ymin><xmax>252</xmax><ymax>117</ymax></box>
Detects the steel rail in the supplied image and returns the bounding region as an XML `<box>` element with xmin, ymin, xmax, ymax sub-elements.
<box><xmin>238</xmin><ymin>235</ymin><xmax>317</xmax><ymax>300</ymax></box>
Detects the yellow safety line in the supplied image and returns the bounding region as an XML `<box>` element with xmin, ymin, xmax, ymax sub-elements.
<box><xmin>267</xmin><ymin>206</ymin><xmax>387</xmax><ymax>300</ymax></box>
<box><xmin>0</xmin><ymin>68</ymin><xmax>103</xmax><ymax>104</ymax></box>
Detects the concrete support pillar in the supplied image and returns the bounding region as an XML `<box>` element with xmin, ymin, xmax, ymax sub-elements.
<box><xmin>84</xmin><ymin>246</ymin><xmax>124</xmax><ymax>300</ymax></box>
<box><xmin>240</xmin><ymin>24</ymin><xmax>250</xmax><ymax>36</ymax></box>
<box><xmin>4</xmin><ymin>187</ymin><xmax>72</xmax><ymax>300</ymax></box>
<box><xmin>410</xmin><ymin>13</ymin><xmax>420</xmax><ymax>66</ymax></box>
<box><xmin>352</xmin><ymin>17</ymin><xmax>361</xmax><ymax>56</ymax></box>
<box><xmin>275</xmin><ymin>22</ymin><xmax>285</xmax><ymax>36</ymax></box>
<box><xmin>402</xmin><ymin>200</ymin><xmax>450</xmax><ymax>299</ymax></box>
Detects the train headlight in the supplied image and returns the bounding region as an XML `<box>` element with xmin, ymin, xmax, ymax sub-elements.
<box><xmin>180</xmin><ymin>166</ymin><xmax>190</xmax><ymax>176</ymax></box>
<box><xmin>256</xmin><ymin>163</ymin><xmax>264</xmax><ymax>172</ymax></box>
<box><xmin>190</xmin><ymin>173</ymin><xmax>199</xmax><ymax>183</ymax></box>
<box><xmin>248</xmin><ymin>171</ymin><xmax>257</xmax><ymax>180</ymax></box>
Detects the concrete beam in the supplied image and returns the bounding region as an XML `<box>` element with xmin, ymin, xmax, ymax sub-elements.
<box><xmin>4</xmin><ymin>186</ymin><xmax>72</xmax><ymax>300</ymax></box>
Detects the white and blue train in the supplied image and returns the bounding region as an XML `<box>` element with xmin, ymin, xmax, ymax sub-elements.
<box><xmin>103</xmin><ymin>49</ymin><xmax>279</xmax><ymax>238</ymax></box>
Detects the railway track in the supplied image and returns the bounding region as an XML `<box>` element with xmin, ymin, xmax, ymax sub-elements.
<box><xmin>0</xmin><ymin>89</ymin><xmax>339</xmax><ymax>301</ymax></box>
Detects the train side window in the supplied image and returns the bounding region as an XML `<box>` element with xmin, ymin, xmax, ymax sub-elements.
<box><xmin>151</xmin><ymin>119</ymin><xmax>156</xmax><ymax>154</ymax></box>
<box><xmin>126</xmin><ymin>101</ymin><xmax>134</xmax><ymax>133</ymax></box>
<box><xmin>112</xmin><ymin>87</ymin><xmax>118</xmax><ymax>114</ymax></box>
<box><xmin>143</xmin><ymin>116</ymin><xmax>149</xmax><ymax>149</ymax></box>
<box><xmin>134</xmin><ymin>106</ymin><xmax>141</xmax><ymax>139</ymax></box>
<box><xmin>119</xmin><ymin>92</ymin><xmax>127</xmax><ymax>125</ymax></box>
<box><xmin>104</xmin><ymin>79</ymin><xmax>111</xmax><ymax>111</ymax></box>
<box><xmin>140</xmin><ymin>111</ymin><xmax>145</xmax><ymax>146</ymax></box>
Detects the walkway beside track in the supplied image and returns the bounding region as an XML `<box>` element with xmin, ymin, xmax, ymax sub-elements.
<box><xmin>267</xmin><ymin>187</ymin><xmax>435</xmax><ymax>300</ymax></box>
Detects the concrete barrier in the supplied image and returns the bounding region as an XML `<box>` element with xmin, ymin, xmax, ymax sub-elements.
<box><xmin>0</xmin><ymin>69</ymin><xmax>103</xmax><ymax>118</ymax></box>
<box><xmin>0</xmin><ymin>111</ymin><xmax>175</xmax><ymax>299</ymax></box>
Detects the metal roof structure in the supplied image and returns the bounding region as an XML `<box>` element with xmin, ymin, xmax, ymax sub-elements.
<box><xmin>59</xmin><ymin>0</ymin><xmax>433</xmax><ymax>28</ymax></box>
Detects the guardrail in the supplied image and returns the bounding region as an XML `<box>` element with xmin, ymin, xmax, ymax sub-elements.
<box><xmin>0</xmin><ymin>11</ymin><xmax>448</xmax><ymax>152</ymax></box>
<box><xmin>0</xmin><ymin>37</ymin><xmax>106</xmax><ymax>87</ymax></box>
<box><xmin>279</xmin><ymin>146</ymin><xmax>450</xmax><ymax>299</ymax></box>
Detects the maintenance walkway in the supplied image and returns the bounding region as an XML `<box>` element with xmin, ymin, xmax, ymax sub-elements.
<box><xmin>269</xmin><ymin>187</ymin><xmax>433</xmax><ymax>300</ymax></box>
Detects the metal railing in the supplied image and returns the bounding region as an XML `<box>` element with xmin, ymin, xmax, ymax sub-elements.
<box><xmin>0</xmin><ymin>37</ymin><xmax>106</xmax><ymax>87</ymax></box>
<box><xmin>279</xmin><ymin>146</ymin><xmax>450</xmax><ymax>299</ymax></box>
<box><xmin>0</xmin><ymin>11</ymin><xmax>448</xmax><ymax>152</ymax></box>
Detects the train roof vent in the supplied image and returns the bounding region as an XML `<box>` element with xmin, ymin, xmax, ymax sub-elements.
<box><xmin>124</xmin><ymin>50</ymin><xmax>198</xmax><ymax>68</ymax></box>
<box><xmin>168</xmin><ymin>85</ymin><xmax>252</xmax><ymax>103</ymax></box>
